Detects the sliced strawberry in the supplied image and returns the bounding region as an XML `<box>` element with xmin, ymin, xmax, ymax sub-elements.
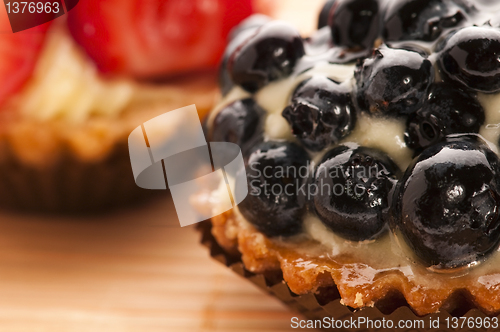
<box><xmin>0</xmin><ymin>9</ymin><xmax>49</xmax><ymax>107</ymax></box>
<box><xmin>67</xmin><ymin>0</ymin><xmax>253</xmax><ymax>79</ymax></box>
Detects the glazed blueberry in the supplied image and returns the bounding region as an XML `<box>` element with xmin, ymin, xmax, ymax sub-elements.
<box><xmin>355</xmin><ymin>46</ymin><xmax>434</xmax><ymax>117</ymax></box>
<box><xmin>211</xmin><ymin>99</ymin><xmax>265</xmax><ymax>156</ymax></box>
<box><xmin>437</xmin><ymin>26</ymin><xmax>500</xmax><ymax>93</ymax></box>
<box><xmin>393</xmin><ymin>135</ymin><xmax>500</xmax><ymax>269</ymax></box>
<box><xmin>404</xmin><ymin>83</ymin><xmax>485</xmax><ymax>151</ymax></box>
<box><xmin>318</xmin><ymin>0</ymin><xmax>336</xmax><ymax>29</ymax></box>
<box><xmin>229</xmin><ymin>21</ymin><xmax>305</xmax><ymax>93</ymax></box>
<box><xmin>219</xmin><ymin>15</ymin><xmax>271</xmax><ymax>95</ymax></box>
<box><xmin>282</xmin><ymin>76</ymin><xmax>355</xmax><ymax>152</ymax></box>
<box><xmin>305</xmin><ymin>28</ymin><xmax>368</xmax><ymax>64</ymax></box>
<box><xmin>329</xmin><ymin>0</ymin><xmax>381</xmax><ymax>49</ymax></box>
<box><xmin>313</xmin><ymin>144</ymin><xmax>400</xmax><ymax>241</ymax></box>
<box><xmin>236</xmin><ymin>141</ymin><xmax>310</xmax><ymax>237</ymax></box>
<box><xmin>228</xmin><ymin>14</ymin><xmax>272</xmax><ymax>42</ymax></box>
<box><xmin>383</xmin><ymin>0</ymin><xmax>471</xmax><ymax>42</ymax></box>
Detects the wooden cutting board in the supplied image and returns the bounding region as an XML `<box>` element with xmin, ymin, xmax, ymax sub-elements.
<box><xmin>0</xmin><ymin>195</ymin><xmax>306</xmax><ymax>332</ymax></box>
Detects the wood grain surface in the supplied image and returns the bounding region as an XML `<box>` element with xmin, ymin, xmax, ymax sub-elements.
<box><xmin>0</xmin><ymin>195</ymin><xmax>308</xmax><ymax>332</ymax></box>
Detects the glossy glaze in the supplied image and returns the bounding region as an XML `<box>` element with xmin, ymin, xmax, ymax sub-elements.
<box><xmin>394</xmin><ymin>135</ymin><xmax>500</xmax><ymax>269</ymax></box>
<box><xmin>219</xmin><ymin>15</ymin><xmax>272</xmax><ymax>96</ymax></box>
<box><xmin>405</xmin><ymin>82</ymin><xmax>485</xmax><ymax>152</ymax></box>
<box><xmin>209</xmin><ymin>4</ymin><xmax>500</xmax><ymax>272</ymax></box>
<box><xmin>354</xmin><ymin>46</ymin><xmax>434</xmax><ymax>117</ymax></box>
<box><xmin>437</xmin><ymin>26</ymin><xmax>500</xmax><ymax>93</ymax></box>
<box><xmin>236</xmin><ymin>141</ymin><xmax>310</xmax><ymax>237</ymax></box>
<box><xmin>383</xmin><ymin>0</ymin><xmax>471</xmax><ymax>42</ymax></box>
<box><xmin>228</xmin><ymin>21</ymin><xmax>305</xmax><ymax>93</ymax></box>
<box><xmin>313</xmin><ymin>144</ymin><xmax>400</xmax><ymax>241</ymax></box>
<box><xmin>282</xmin><ymin>75</ymin><xmax>355</xmax><ymax>151</ymax></box>
<box><xmin>318</xmin><ymin>0</ymin><xmax>336</xmax><ymax>29</ymax></box>
<box><xmin>210</xmin><ymin>98</ymin><xmax>265</xmax><ymax>157</ymax></box>
<box><xmin>329</xmin><ymin>0</ymin><xmax>380</xmax><ymax>49</ymax></box>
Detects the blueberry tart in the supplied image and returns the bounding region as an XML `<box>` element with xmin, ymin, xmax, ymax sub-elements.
<box><xmin>201</xmin><ymin>0</ymin><xmax>500</xmax><ymax>321</ymax></box>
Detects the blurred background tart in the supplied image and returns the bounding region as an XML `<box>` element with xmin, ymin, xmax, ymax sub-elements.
<box><xmin>0</xmin><ymin>0</ymin><xmax>274</xmax><ymax>213</ymax></box>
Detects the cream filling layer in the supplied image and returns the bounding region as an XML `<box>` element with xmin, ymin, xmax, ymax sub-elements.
<box><xmin>208</xmin><ymin>56</ymin><xmax>500</xmax><ymax>282</ymax></box>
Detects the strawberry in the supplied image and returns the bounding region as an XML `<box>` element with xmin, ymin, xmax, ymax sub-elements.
<box><xmin>0</xmin><ymin>9</ymin><xmax>49</xmax><ymax>107</ymax></box>
<box><xmin>67</xmin><ymin>0</ymin><xmax>253</xmax><ymax>79</ymax></box>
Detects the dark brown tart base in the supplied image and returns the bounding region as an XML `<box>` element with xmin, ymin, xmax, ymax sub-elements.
<box><xmin>0</xmin><ymin>139</ymin><xmax>157</xmax><ymax>214</ymax></box>
<box><xmin>0</xmin><ymin>89</ymin><xmax>214</xmax><ymax>214</ymax></box>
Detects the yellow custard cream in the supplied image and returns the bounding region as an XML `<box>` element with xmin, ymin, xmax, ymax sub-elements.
<box><xmin>15</xmin><ymin>26</ymin><xmax>134</xmax><ymax>122</ymax></box>
<box><xmin>11</xmin><ymin>24</ymin><xmax>215</xmax><ymax>123</ymax></box>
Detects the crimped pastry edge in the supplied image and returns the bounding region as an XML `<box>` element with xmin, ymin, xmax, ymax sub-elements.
<box><xmin>199</xmin><ymin>219</ymin><xmax>499</xmax><ymax>332</ymax></box>
<box><xmin>208</xmin><ymin>208</ymin><xmax>500</xmax><ymax>317</ymax></box>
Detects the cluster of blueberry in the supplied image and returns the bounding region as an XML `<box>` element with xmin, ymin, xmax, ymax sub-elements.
<box><xmin>208</xmin><ymin>0</ymin><xmax>500</xmax><ymax>270</ymax></box>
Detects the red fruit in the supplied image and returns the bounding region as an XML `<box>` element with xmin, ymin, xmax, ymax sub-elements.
<box><xmin>0</xmin><ymin>9</ymin><xmax>49</xmax><ymax>107</ymax></box>
<box><xmin>67</xmin><ymin>0</ymin><xmax>253</xmax><ymax>78</ymax></box>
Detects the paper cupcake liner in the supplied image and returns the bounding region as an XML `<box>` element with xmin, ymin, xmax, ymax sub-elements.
<box><xmin>198</xmin><ymin>220</ymin><xmax>498</xmax><ymax>332</ymax></box>
<box><xmin>0</xmin><ymin>140</ymin><xmax>157</xmax><ymax>214</ymax></box>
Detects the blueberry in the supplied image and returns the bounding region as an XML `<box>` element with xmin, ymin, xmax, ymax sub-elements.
<box><xmin>328</xmin><ymin>0</ymin><xmax>381</xmax><ymax>49</ymax></box>
<box><xmin>405</xmin><ymin>83</ymin><xmax>485</xmax><ymax>151</ymax></box>
<box><xmin>304</xmin><ymin>28</ymin><xmax>369</xmax><ymax>65</ymax></box>
<box><xmin>318</xmin><ymin>0</ymin><xmax>336</xmax><ymax>29</ymax></box>
<box><xmin>236</xmin><ymin>141</ymin><xmax>310</xmax><ymax>237</ymax></box>
<box><xmin>437</xmin><ymin>26</ymin><xmax>500</xmax><ymax>93</ymax></box>
<box><xmin>385</xmin><ymin>43</ymin><xmax>429</xmax><ymax>57</ymax></box>
<box><xmin>228</xmin><ymin>14</ymin><xmax>272</xmax><ymax>42</ymax></box>
<box><xmin>354</xmin><ymin>46</ymin><xmax>434</xmax><ymax>117</ymax></box>
<box><xmin>282</xmin><ymin>76</ymin><xmax>355</xmax><ymax>152</ymax></box>
<box><xmin>228</xmin><ymin>21</ymin><xmax>305</xmax><ymax>93</ymax></box>
<box><xmin>313</xmin><ymin>144</ymin><xmax>400</xmax><ymax>241</ymax></box>
<box><xmin>393</xmin><ymin>135</ymin><xmax>500</xmax><ymax>269</ymax></box>
<box><xmin>383</xmin><ymin>0</ymin><xmax>472</xmax><ymax>42</ymax></box>
<box><xmin>219</xmin><ymin>15</ymin><xmax>272</xmax><ymax>96</ymax></box>
<box><xmin>210</xmin><ymin>99</ymin><xmax>265</xmax><ymax>157</ymax></box>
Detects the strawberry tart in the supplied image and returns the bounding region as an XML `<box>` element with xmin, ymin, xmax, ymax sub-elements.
<box><xmin>0</xmin><ymin>0</ymin><xmax>259</xmax><ymax>213</ymax></box>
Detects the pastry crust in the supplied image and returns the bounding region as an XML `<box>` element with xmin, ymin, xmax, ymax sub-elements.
<box><xmin>211</xmin><ymin>208</ymin><xmax>500</xmax><ymax>316</ymax></box>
